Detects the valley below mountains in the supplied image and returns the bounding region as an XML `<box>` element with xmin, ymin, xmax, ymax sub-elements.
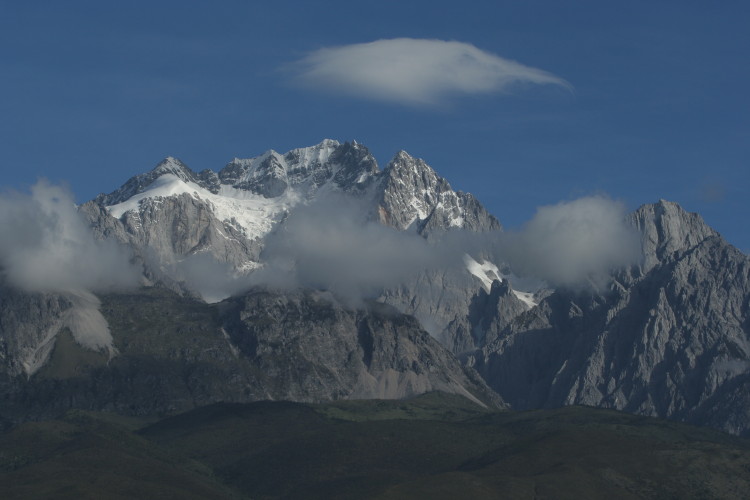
<box><xmin>2</xmin><ymin>393</ymin><xmax>750</xmax><ymax>499</ymax></box>
<box><xmin>1</xmin><ymin>139</ymin><xmax>749</xmax><ymax>447</ymax></box>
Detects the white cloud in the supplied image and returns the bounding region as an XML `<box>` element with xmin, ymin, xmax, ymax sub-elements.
<box><xmin>496</xmin><ymin>196</ymin><xmax>641</xmax><ymax>288</ymax></box>
<box><xmin>288</xmin><ymin>38</ymin><xmax>571</xmax><ymax>105</ymax></box>
<box><xmin>0</xmin><ymin>180</ymin><xmax>140</xmax><ymax>293</ymax></box>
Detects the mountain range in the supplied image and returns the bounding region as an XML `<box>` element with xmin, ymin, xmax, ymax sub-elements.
<box><xmin>0</xmin><ymin>139</ymin><xmax>748</xmax><ymax>439</ymax></box>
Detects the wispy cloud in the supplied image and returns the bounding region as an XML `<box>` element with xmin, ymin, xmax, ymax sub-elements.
<box><xmin>288</xmin><ymin>38</ymin><xmax>571</xmax><ymax>106</ymax></box>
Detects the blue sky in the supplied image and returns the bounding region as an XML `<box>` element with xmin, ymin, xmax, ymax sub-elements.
<box><xmin>1</xmin><ymin>1</ymin><xmax>748</xmax><ymax>251</ymax></box>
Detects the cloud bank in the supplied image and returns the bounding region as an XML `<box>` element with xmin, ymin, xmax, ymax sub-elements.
<box><xmin>0</xmin><ymin>180</ymin><xmax>140</xmax><ymax>293</ymax></box>
<box><xmin>252</xmin><ymin>195</ymin><xmax>449</xmax><ymax>302</ymax></box>
<box><xmin>244</xmin><ymin>194</ymin><xmax>639</xmax><ymax>303</ymax></box>
<box><xmin>289</xmin><ymin>38</ymin><xmax>572</xmax><ymax>106</ymax></box>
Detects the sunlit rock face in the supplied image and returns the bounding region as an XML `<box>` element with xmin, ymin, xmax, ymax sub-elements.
<box><xmin>474</xmin><ymin>201</ymin><xmax>750</xmax><ymax>436</ymax></box>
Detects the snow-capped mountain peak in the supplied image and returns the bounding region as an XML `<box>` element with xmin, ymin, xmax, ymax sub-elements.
<box><xmin>91</xmin><ymin>140</ymin><xmax>501</xmax><ymax>289</ymax></box>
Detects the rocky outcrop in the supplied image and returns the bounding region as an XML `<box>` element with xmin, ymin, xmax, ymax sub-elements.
<box><xmin>370</xmin><ymin>151</ymin><xmax>505</xmax><ymax>351</ymax></box>
<box><xmin>79</xmin><ymin>196</ymin><xmax>261</xmax><ymax>295</ymax></box>
<box><xmin>377</xmin><ymin>265</ymin><xmax>534</xmax><ymax>354</ymax></box>
<box><xmin>86</xmin><ymin>140</ymin><xmax>499</xmax><ymax>278</ymax></box>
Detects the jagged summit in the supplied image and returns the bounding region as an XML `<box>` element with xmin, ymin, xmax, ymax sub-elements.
<box><xmin>379</xmin><ymin>149</ymin><xmax>500</xmax><ymax>233</ymax></box>
<box><xmin>218</xmin><ymin>139</ymin><xmax>345</xmax><ymax>196</ymax></box>
<box><xmin>95</xmin><ymin>139</ymin><xmax>499</xmax><ymax>241</ymax></box>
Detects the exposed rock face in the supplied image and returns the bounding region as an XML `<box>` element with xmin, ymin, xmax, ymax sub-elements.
<box><xmin>216</xmin><ymin>139</ymin><xmax>376</xmax><ymax>197</ymax></box>
<box><xmin>2</xmin><ymin>140</ymin><xmax>507</xmax><ymax>420</ymax></box>
<box><xmin>631</xmin><ymin>199</ymin><xmax>719</xmax><ymax>273</ymax></box>
<box><xmin>466</xmin><ymin>280</ymin><xmax>534</xmax><ymax>349</ymax></box>
<box><xmin>376</xmin><ymin>265</ymin><xmax>535</xmax><ymax>354</ymax></box>
<box><xmin>370</xmin><ymin>150</ymin><xmax>505</xmax><ymax>351</ymax></box>
<box><xmin>0</xmin><ymin>287</ymin><xmax>502</xmax><ymax>424</ymax></box>
<box><xmin>94</xmin><ymin>157</ymin><xmax>200</xmax><ymax>206</ymax></box>
<box><xmin>79</xmin><ymin>196</ymin><xmax>261</xmax><ymax>294</ymax></box>
<box><xmin>474</xmin><ymin>201</ymin><xmax>750</xmax><ymax>435</ymax></box>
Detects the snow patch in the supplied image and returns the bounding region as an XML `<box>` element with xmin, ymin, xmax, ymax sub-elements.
<box><xmin>21</xmin><ymin>324</ymin><xmax>59</xmax><ymax>376</ymax></box>
<box><xmin>107</xmin><ymin>174</ymin><xmax>301</xmax><ymax>240</ymax></box>
<box><xmin>463</xmin><ymin>254</ymin><xmax>502</xmax><ymax>292</ymax></box>
<box><xmin>464</xmin><ymin>254</ymin><xmax>539</xmax><ymax>309</ymax></box>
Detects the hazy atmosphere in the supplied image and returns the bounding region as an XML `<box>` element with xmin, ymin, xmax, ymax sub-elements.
<box><xmin>1</xmin><ymin>1</ymin><xmax>748</xmax><ymax>252</ymax></box>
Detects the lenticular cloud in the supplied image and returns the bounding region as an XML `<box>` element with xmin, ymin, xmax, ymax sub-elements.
<box><xmin>289</xmin><ymin>38</ymin><xmax>571</xmax><ymax>105</ymax></box>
